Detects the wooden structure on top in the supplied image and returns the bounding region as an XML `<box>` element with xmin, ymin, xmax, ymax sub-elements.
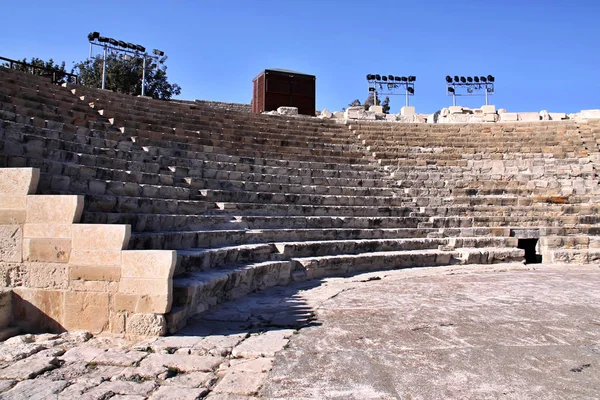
<box><xmin>252</xmin><ymin>69</ymin><xmax>316</xmax><ymax>116</ymax></box>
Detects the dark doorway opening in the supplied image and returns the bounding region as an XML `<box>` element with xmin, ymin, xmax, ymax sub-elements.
<box><xmin>518</xmin><ymin>239</ymin><xmax>542</xmax><ymax>264</ymax></box>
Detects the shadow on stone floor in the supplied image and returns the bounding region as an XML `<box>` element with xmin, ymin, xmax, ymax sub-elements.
<box><xmin>174</xmin><ymin>279</ymin><xmax>326</xmax><ymax>337</ymax></box>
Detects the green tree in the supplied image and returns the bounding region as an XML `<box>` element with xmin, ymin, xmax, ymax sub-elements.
<box><xmin>2</xmin><ymin>57</ymin><xmax>69</xmax><ymax>84</ymax></box>
<box><xmin>73</xmin><ymin>53</ymin><xmax>181</xmax><ymax>100</ymax></box>
<box><xmin>361</xmin><ymin>93</ymin><xmax>391</xmax><ymax>114</ymax></box>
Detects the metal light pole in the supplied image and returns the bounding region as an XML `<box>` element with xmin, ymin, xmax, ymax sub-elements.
<box><xmin>101</xmin><ymin>46</ymin><xmax>107</xmax><ymax>90</ymax></box>
<box><xmin>141</xmin><ymin>56</ymin><xmax>147</xmax><ymax>97</ymax></box>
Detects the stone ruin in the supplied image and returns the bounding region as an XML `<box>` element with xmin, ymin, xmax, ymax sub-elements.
<box><xmin>1</xmin><ymin>65</ymin><xmax>600</xmax><ymax>339</ymax></box>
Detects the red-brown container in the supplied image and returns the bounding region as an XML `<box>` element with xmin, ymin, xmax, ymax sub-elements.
<box><xmin>252</xmin><ymin>69</ymin><xmax>316</xmax><ymax>116</ymax></box>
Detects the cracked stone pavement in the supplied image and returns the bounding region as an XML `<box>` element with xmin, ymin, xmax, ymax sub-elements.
<box><xmin>0</xmin><ymin>263</ymin><xmax>599</xmax><ymax>399</ymax></box>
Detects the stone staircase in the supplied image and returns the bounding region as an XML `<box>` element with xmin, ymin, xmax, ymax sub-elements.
<box><xmin>2</xmin><ymin>66</ymin><xmax>598</xmax><ymax>336</ymax></box>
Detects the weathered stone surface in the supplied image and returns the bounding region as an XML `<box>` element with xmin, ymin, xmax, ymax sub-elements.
<box><xmin>21</xmin><ymin>262</ymin><xmax>69</xmax><ymax>289</ymax></box>
<box><xmin>148</xmin><ymin>386</ymin><xmax>209</xmax><ymax>400</ymax></box>
<box><xmin>212</xmin><ymin>371</ymin><xmax>266</xmax><ymax>396</ymax></box>
<box><xmin>319</xmin><ymin>109</ymin><xmax>332</xmax><ymax>119</ymax></box>
<box><xmin>11</xmin><ymin>288</ymin><xmax>64</xmax><ymax>333</ymax></box>
<box><xmin>80</xmin><ymin>381</ymin><xmax>156</xmax><ymax>398</ymax></box>
<box><xmin>400</xmin><ymin>106</ymin><xmax>415</xmax><ymax>116</ymax></box>
<box><xmin>0</xmin><ymin>352</ymin><xmax>60</xmax><ymax>379</ymax></box>
<box><xmin>25</xmin><ymin>195</ymin><xmax>83</xmax><ymax>224</ymax></box>
<box><xmin>61</xmin><ymin>346</ymin><xmax>105</xmax><ymax>363</ymax></box>
<box><xmin>0</xmin><ymin>168</ymin><xmax>39</xmax><ymax>195</ymax></box>
<box><xmin>139</xmin><ymin>353</ymin><xmax>223</xmax><ymax>373</ymax></box>
<box><xmin>225</xmin><ymin>357</ymin><xmax>273</xmax><ymax>373</ymax></box>
<box><xmin>22</xmin><ymin>238</ymin><xmax>71</xmax><ymax>263</ymax></box>
<box><xmin>518</xmin><ymin>111</ymin><xmax>541</xmax><ymax>121</ymax></box>
<box><xmin>0</xmin><ymin>378</ymin><xmax>68</xmax><ymax>400</ymax></box>
<box><xmin>71</xmin><ymin>224</ymin><xmax>131</xmax><ymax>250</ymax></box>
<box><xmin>90</xmin><ymin>349</ymin><xmax>147</xmax><ymax>366</ymax></box>
<box><xmin>162</xmin><ymin>371</ymin><xmax>215</xmax><ymax>388</ymax></box>
<box><xmin>126</xmin><ymin>313</ymin><xmax>168</xmax><ymax>336</ymax></box>
<box><xmin>0</xmin><ymin>380</ymin><xmax>15</xmax><ymax>394</ymax></box>
<box><xmin>276</xmin><ymin>107</ymin><xmax>298</xmax><ymax>116</ymax></box>
<box><xmin>231</xmin><ymin>330</ymin><xmax>294</xmax><ymax>358</ymax></box>
<box><xmin>0</xmin><ymin>226</ymin><xmax>22</xmax><ymax>263</ymax></box>
<box><xmin>62</xmin><ymin>291</ymin><xmax>109</xmax><ymax>333</ymax></box>
<box><xmin>368</xmin><ymin>105</ymin><xmax>383</xmax><ymax>113</ymax></box>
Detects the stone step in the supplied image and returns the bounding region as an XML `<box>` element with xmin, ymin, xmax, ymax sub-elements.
<box><xmin>291</xmin><ymin>247</ymin><xmax>524</xmax><ymax>280</ymax></box>
<box><xmin>209</xmin><ymin>202</ymin><xmax>416</xmax><ymax>217</ymax></box>
<box><xmin>168</xmin><ymin>260</ymin><xmax>293</xmax><ymax>333</ymax></box>
<box><xmin>83</xmin><ymin>212</ymin><xmax>428</xmax><ymax>233</ymax></box>
<box><xmin>197</xmin><ymin>189</ymin><xmax>409</xmax><ymax>207</ymax></box>
<box><xmin>128</xmin><ymin>226</ymin><xmax>513</xmax><ymax>251</ymax></box>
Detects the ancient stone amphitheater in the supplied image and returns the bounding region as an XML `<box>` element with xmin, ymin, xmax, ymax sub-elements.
<box><xmin>1</xmin><ymin>66</ymin><xmax>599</xmax><ymax>338</ymax></box>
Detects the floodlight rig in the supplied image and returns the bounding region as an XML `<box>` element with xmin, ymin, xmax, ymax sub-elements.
<box><xmin>366</xmin><ymin>74</ymin><xmax>416</xmax><ymax>107</ymax></box>
<box><xmin>445</xmin><ymin>75</ymin><xmax>495</xmax><ymax>106</ymax></box>
<box><xmin>87</xmin><ymin>32</ymin><xmax>166</xmax><ymax>96</ymax></box>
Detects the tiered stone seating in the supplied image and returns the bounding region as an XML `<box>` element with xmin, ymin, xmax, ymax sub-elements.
<box><xmin>346</xmin><ymin>120</ymin><xmax>600</xmax><ymax>262</ymax></box>
<box><xmin>12</xmin><ymin>66</ymin><xmax>595</xmax><ymax>336</ymax></box>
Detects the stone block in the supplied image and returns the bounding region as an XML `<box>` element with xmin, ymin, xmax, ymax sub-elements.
<box><xmin>22</xmin><ymin>262</ymin><xmax>69</xmax><ymax>289</ymax></box>
<box><xmin>319</xmin><ymin>109</ymin><xmax>332</xmax><ymax>119</ymax></box>
<box><xmin>26</xmin><ymin>195</ymin><xmax>84</xmax><ymax>224</ymax></box>
<box><xmin>369</xmin><ymin>105</ymin><xmax>383</xmax><ymax>113</ymax></box>
<box><xmin>580</xmin><ymin>109</ymin><xmax>600</xmax><ymax>119</ymax></box>
<box><xmin>23</xmin><ymin>224</ymin><xmax>72</xmax><ymax>239</ymax></box>
<box><xmin>0</xmin><ymin>168</ymin><xmax>40</xmax><ymax>195</ymax></box>
<box><xmin>448</xmin><ymin>106</ymin><xmax>463</xmax><ymax>114</ymax></box>
<box><xmin>69</xmin><ymin>249</ymin><xmax>122</xmax><ymax>266</ymax></box>
<box><xmin>70</xmin><ymin>265</ymin><xmax>121</xmax><ymax>282</ymax></box>
<box><xmin>333</xmin><ymin>111</ymin><xmax>344</xmax><ymax>119</ymax></box>
<box><xmin>62</xmin><ymin>291</ymin><xmax>109</xmax><ymax>333</ymax></box>
<box><xmin>400</xmin><ymin>106</ymin><xmax>416</xmax><ymax>116</ymax></box>
<box><xmin>12</xmin><ymin>288</ymin><xmax>64</xmax><ymax>333</ymax></box>
<box><xmin>0</xmin><ymin>195</ymin><xmax>27</xmax><ymax>210</ymax></box>
<box><xmin>121</xmin><ymin>250</ymin><xmax>177</xmax><ymax>279</ymax></box>
<box><xmin>126</xmin><ymin>313</ymin><xmax>168</xmax><ymax>336</ymax></box>
<box><xmin>480</xmin><ymin>105</ymin><xmax>496</xmax><ymax>114</ymax></box>
<box><xmin>23</xmin><ymin>238</ymin><xmax>71</xmax><ymax>263</ymax></box>
<box><xmin>540</xmin><ymin>110</ymin><xmax>550</xmax><ymax>120</ymax></box>
<box><xmin>0</xmin><ymin>209</ymin><xmax>26</xmax><ymax>225</ymax></box>
<box><xmin>71</xmin><ymin>224</ymin><xmax>131</xmax><ymax>250</ymax></box>
<box><xmin>518</xmin><ymin>112</ymin><xmax>541</xmax><ymax>122</ymax></box>
<box><xmin>499</xmin><ymin>112</ymin><xmax>519</xmax><ymax>122</ymax></box>
<box><xmin>483</xmin><ymin>113</ymin><xmax>497</xmax><ymax>122</ymax></box>
<box><xmin>549</xmin><ymin>112</ymin><xmax>567</xmax><ymax>120</ymax></box>
<box><xmin>114</xmin><ymin>293</ymin><xmax>170</xmax><ymax>314</ymax></box>
<box><xmin>0</xmin><ymin>225</ymin><xmax>22</xmax><ymax>263</ymax></box>
<box><xmin>119</xmin><ymin>278</ymin><xmax>170</xmax><ymax>298</ymax></box>
<box><xmin>344</xmin><ymin>106</ymin><xmax>363</xmax><ymax>119</ymax></box>
<box><xmin>276</xmin><ymin>106</ymin><xmax>298</xmax><ymax>116</ymax></box>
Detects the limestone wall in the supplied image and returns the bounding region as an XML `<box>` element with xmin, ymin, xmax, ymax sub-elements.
<box><xmin>0</xmin><ymin>168</ymin><xmax>177</xmax><ymax>336</ymax></box>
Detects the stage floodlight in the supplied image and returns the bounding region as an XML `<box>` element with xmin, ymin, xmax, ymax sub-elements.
<box><xmin>409</xmin><ymin>76</ymin><xmax>416</xmax><ymax>82</ymax></box>
<box><xmin>474</xmin><ymin>76</ymin><xmax>480</xmax><ymax>83</ymax></box>
<box><xmin>487</xmin><ymin>75</ymin><xmax>495</xmax><ymax>82</ymax></box>
<box><xmin>118</xmin><ymin>40</ymin><xmax>127</xmax><ymax>48</ymax></box>
<box><xmin>454</xmin><ymin>76</ymin><xmax>459</xmax><ymax>83</ymax></box>
<box><xmin>467</xmin><ymin>87</ymin><xmax>474</xmax><ymax>93</ymax></box>
<box><xmin>108</xmin><ymin>38</ymin><xmax>118</xmax><ymax>46</ymax></box>
<box><xmin>153</xmin><ymin>49</ymin><xmax>165</xmax><ymax>57</ymax></box>
<box><xmin>382</xmin><ymin>76</ymin><xmax>388</xmax><ymax>81</ymax></box>
<box><xmin>445</xmin><ymin>75</ymin><xmax>452</xmax><ymax>83</ymax></box>
<box><xmin>407</xmin><ymin>87</ymin><xmax>414</xmax><ymax>94</ymax></box>
<box><xmin>387</xmin><ymin>83</ymin><xmax>394</xmax><ymax>89</ymax></box>
<box><xmin>88</xmin><ymin>32</ymin><xmax>100</xmax><ymax>41</ymax></box>
<box><xmin>460</xmin><ymin>76</ymin><xmax>466</xmax><ymax>83</ymax></box>
<box><xmin>487</xmin><ymin>87</ymin><xmax>494</xmax><ymax>92</ymax></box>
<box><xmin>448</xmin><ymin>87</ymin><xmax>455</xmax><ymax>93</ymax></box>
<box><xmin>366</xmin><ymin>74</ymin><xmax>371</xmax><ymax>80</ymax></box>
<box><xmin>394</xmin><ymin>76</ymin><xmax>401</xmax><ymax>81</ymax></box>
<box><xmin>369</xmin><ymin>87</ymin><xmax>375</xmax><ymax>92</ymax></box>
<box><xmin>401</xmin><ymin>76</ymin><xmax>407</xmax><ymax>82</ymax></box>
<box><xmin>467</xmin><ymin>76</ymin><xmax>473</xmax><ymax>83</ymax></box>
<box><xmin>135</xmin><ymin>45</ymin><xmax>146</xmax><ymax>52</ymax></box>
<box><xmin>375</xmin><ymin>74</ymin><xmax>381</xmax><ymax>80</ymax></box>
<box><xmin>480</xmin><ymin>76</ymin><xmax>487</xmax><ymax>82</ymax></box>
<box><xmin>388</xmin><ymin>75</ymin><xmax>394</xmax><ymax>81</ymax></box>
<box><xmin>98</xmin><ymin>36</ymin><xmax>108</xmax><ymax>43</ymax></box>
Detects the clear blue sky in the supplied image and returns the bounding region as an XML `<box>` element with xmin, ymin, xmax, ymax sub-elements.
<box><xmin>1</xmin><ymin>0</ymin><xmax>599</xmax><ymax>114</ymax></box>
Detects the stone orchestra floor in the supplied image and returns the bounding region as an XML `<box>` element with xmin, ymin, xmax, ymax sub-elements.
<box><xmin>0</xmin><ymin>263</ymin><xmax>598</xmax><ymax>399</ymax></box>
